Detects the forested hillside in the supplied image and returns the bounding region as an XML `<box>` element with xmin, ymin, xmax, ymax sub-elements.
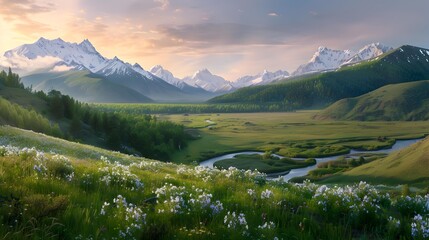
<box><xmin>209</xmin><ymin>45</ymin><xmax>429</xmax><ymax>109</ymax></box>
<box><xmin>0</xmin><ymin>69</ymin><xmax>189</xmax><ymax>161</ymax></box>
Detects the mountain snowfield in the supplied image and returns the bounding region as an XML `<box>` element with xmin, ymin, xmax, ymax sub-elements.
<box><xmin>182</xmin><ymin>69</ymin><xmax>234</xmax><ymax>93</ymax></box>
<box><xmin>292</xmin><ymin>43</ymin><xmax>393</xmax><ymax>76</ymax></box>
<box><xmin>4</xmin><ymin>37</ymin><xmax>157</xmax><ymax>80</ymax></box>
<box><xmin>150</xmin><ymin>65</ymin><xmax>182</xmax><ymax>87</ymax></box>
<box><xmin>233</xmin><ymin>70</ymin><xmax>290</xmax><ymax>88</ymax></box>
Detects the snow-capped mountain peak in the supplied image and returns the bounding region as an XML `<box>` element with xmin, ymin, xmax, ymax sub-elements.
<box><xmin>343</xmin><ymin>42</ymin><xmax>393</xmax><ymax>65</ymax></box>
<box><xmin>4</xmin><ymin>37</ymin><xmax>109</xmax><ymax>73</ymax></box>
<box><xmin>98</xmin><ymin>57</ymin><xmax>129</xmax><ymax>76</ymax></box>
<box><xmin>184</xmin><ymin>69</ymin><xmax>234</xmax><ymax>92</ymax></box>
<box><xmin>193</xmin><ymin>68</ymin><xmax>213</xmax><ymax>78</ymax></box>
<box><xmin>233</xmin><ymin>69</ymin><xmax>289</xmax><ymax>88</ymax></box>
<box><xmin>307</xmin><ymin>46</ymin><xmax>355</xmax><ymax>68</ymax></box>
<box><xmin>293</xmin><ymin>43</ymin><xmax>392</xmax><ymax>76</ymax></box>
<box><xmin>79</xmin><ymin>39</ymin><xmax>97</xmax><ymax>54</ymax></box>
<box><xmin>149</xmin><ymin>65</ymin><xmax>182</xmax><ymax>86</ymax></box>
<box><xmin>132</xmin><ymin>63</ymin><xmax>141</xmax><ymax>69</ymax></box>
<box><xmin>150</xmin><ymin>65</ymin><xmax>165</xmax><ymax>73</ymax></box>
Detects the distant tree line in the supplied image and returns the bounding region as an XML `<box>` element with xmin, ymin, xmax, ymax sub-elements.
<box><xmin>0</xmin><ymin>69</ymin><xmax>190</xmax><ymax>161</ymax></box>
<box><xmin>93</xmin><ymin>102</ymin><xmax>295</xmax><ymax>115</ymax></box>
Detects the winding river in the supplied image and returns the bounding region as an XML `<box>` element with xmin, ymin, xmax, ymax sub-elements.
<box><xmin>199</xmin><ymin>138</ymin><xmax>423</xmax><ymax>182</ymax></box>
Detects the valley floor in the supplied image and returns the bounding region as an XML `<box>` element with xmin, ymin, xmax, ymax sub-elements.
<box><xmin>161</xmin><ymin>111</ymin><xmax>429</xmax><ymax>164</ymax></box>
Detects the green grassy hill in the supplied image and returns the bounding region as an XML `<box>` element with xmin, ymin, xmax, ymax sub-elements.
<box><xmin>323</xmin><ymin>137</ymin><xmax>429</xmax><ymax>184</ymax></box>
<box><xmin>22</xmin><ymin>70</ymin><xmax>153</xmax><ymax>103</ymax></box>
<box><xmin>315</xmin><ymin>80</ymin><xmax>429</xmax><ymax>120</ymax></box>
<box><xmin>209</xmin><ymin>45</ymin><xmax>429</xmax><ymax>109</ymax></box>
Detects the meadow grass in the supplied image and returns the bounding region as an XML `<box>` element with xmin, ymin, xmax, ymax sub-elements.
<box><xmin>160</xmin><ymin>112</ymin><xmax>429</xmax><ymax>163</ymax></box>
<box><xmin>0</xmin><ymin>125</ymin><xmax>429</xmax><ymax>239</ymax></box>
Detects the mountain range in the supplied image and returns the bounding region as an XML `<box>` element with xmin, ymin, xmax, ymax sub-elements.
<box><xmin>149</xmin><ymin>66</ymin><xmax>233</xmax><ymax>93</ymax></box>
<box><xmin>1</xmin><ymin>38</ymin><xmax>397</xmax><ymax>103</ymax></box>
<box><xmin>209</xmin><ymin>45</ymin><xmax>429</xmax><ymax>110</ymax></box>
<box><xmin>4</xmin><ymin>38</ymin><xmax>193</xmax><ymax>102</ymax></box>
<box><xmin>149</xmin><ymin>65</ymin><xmax>290</xmax><ymax>91</ymax></box>
<box><xmin>233</xmin><ymin>70</ymin><xmax>290</xmax><ymax>88</ymax></box>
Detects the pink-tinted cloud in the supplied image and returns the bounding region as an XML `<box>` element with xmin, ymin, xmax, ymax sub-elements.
<box><xmin>0</xmin><ymin>0</ymin><xmax>54</xmax><ymax>35</ymax></box>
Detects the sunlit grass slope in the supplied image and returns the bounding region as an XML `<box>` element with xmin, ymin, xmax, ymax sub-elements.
<box><xmin>316</xmin><ymin>80</ymin><xmax>429</xmax><ymax>121</ymax></box>
<box><xmin>325</xmin><ymin>137</ymin><xmax>429</xmax><ymax>184</ymax></box>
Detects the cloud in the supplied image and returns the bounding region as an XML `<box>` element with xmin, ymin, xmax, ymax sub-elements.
<box><xmin>65</xmin><ymin>17</ymin><xmax>109</xmax><ymax>41</ymax></box>
<box><xmin>50</xmin><ymin>65</ymin><xmax>73</xmax><ymax>72</ymax></box>
<box><xmin>154</xmin><ymin>0</ymin><xmax>169</xmax><ymax>10</ymax></box>
<box><xmin>154</xmin><ymin>22</ymin><xmax>291</xmax><ymax>49</ymax></box>
<box><xmin>0</xmin><ymin>0</ymin><xmax>55</xmax><ymax>36</ymax></box>
<box><xmin>0</xmin><ymin>53</ymin><xmax>61</xmax><ymax>74</ymax></box>
<box><xmin>0</xmin><ymin>0</ymin><xmax>54</xmax><ymax>18</ymax></box>
<box><xmin>1</xmin><ymin>0</ymin><xmax>429</xmax><ymax>81</ymax></box>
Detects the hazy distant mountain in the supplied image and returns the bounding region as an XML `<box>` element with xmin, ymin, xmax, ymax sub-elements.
<box><xmin>150</xmin><ymin>65</ymin><xmax>189</xmax><ymax>89</ymax></box>
<box><xmin>233</xmin><ymin>70</ymin><xmax>289</xmax><ymax>88</ymax></box>
<box><xmin>183</xmin><ymin>69</ymin><xmax>235</xmax><ymax>93</ymax></box>
<box><xmin>150</xmin><ymin>65</ymin><xmax>216</xmax><ymax>97</ymax></box>
<box><xmin>22</xmin><ymin>70</ymin><xmax>153</xmax><ymax>103</ymax></box>
<box><xmin>292</xmin><ymin>43</ymin><xmax>392</xmax><ymax>76</ymax></box>
<box><xmin>3</xmin><ymin>37</ymin><xmax>208</xmax><ymax>102</ymax></box>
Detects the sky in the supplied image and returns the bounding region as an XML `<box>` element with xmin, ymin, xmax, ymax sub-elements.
<box><xmin>1</xmin><ymin>0</ymin><xmax>429</xmax><ymax>80</ymax></box>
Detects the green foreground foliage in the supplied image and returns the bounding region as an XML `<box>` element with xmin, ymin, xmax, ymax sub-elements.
<box><xmin>0</xmin><ymin>128</ymin><xmax>428</xmax><ymax>239</ymax></box>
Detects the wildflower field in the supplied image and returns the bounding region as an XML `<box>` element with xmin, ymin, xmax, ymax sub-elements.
<box><xmin>0</xmin><ymin>127</ymin><xmax>428</xmax><ymax>239</ymax></box>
